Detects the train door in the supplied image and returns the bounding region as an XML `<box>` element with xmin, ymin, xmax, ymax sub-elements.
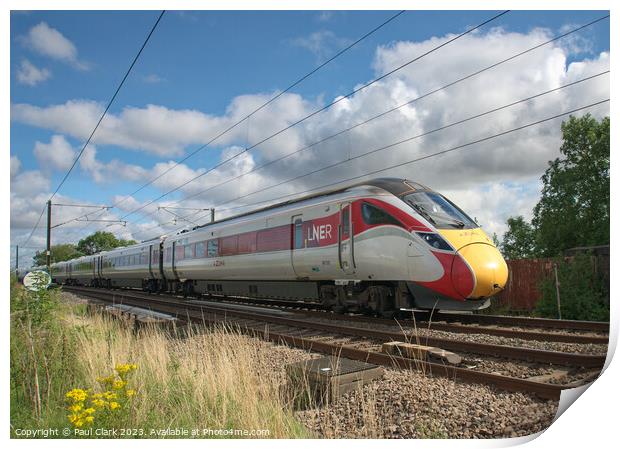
<box><xmin>339</xmin><ymin>203</ymin><xmax>355</xmax><ymax>275</ymax></box>
<box><xmin>291</xmin><ymin>214</ymin><xmax>304</xmax><ymax>277</ymax></box>
<box><xmin>148</xmin><ymin>245</ymin><xmax>154</xmax><ymax>278</ymax></box>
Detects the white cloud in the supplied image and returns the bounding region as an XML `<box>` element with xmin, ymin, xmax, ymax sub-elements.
<box><xmin>10</xmin><ymin>170</ymin><xmax>50</xmax><ymax>199</ymax></box>
<box><xmin>290</xmin><ymin>30</ymin><xmax>351</xmax><ymax>62</ymax></box>
<box><xmin>33</xmin><ymin>135</ymin><xmax>76</xmax><ymax>172</ymax></box>
<box><xmin>10</xmin><ymin>155</ymin><xmax>21</xmax><ymax>179</ymax></box>
<box><xmin>21</xmin><ymin>22</ymin><xmax>89</xmax><ymax>70</ymax></box>
<box><xmin>10</xmin><ymin>26</ymin><xmax>610</xmax><ymax>250</ymax></box>
<box><xmin>143</xmin><ymin>73</ymin><xmax>165</xmax><ymax>83</ymax></box>
<box><xmin>16</xmin><ymin>59</ymin><xmax>51</xmax><ymax>86</ymax></box>
<box><xmin>11</xmin><ymin>92</ymin><xmax>317</xmax><ymax>157</ymax></box>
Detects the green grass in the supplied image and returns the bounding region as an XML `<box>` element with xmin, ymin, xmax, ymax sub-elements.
<box><xmin>10</xmin><ymin>279</ymin><xmax>310</xmax><ymax>438</ymax></box>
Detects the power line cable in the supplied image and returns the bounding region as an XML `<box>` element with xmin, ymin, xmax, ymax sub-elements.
<box><xmin>207</xmin><ymin>72</ymin><xmax>610</xmax><ymax>210</ymax></box>
<box><xmin>209</xmin><ymin>99</ymin><xmax>609</xmax><ymax>217</ymax></box>
<box><xmin>116</xmin><ymin>10</ymin><xmax>510</xmax><ymax>222</ymax></box>
<box><xmin>51</xmin><ymin>10</ymin><xmax>166</xmax><ymax>200</ymax></box>
<box><xmin>107</xmin><ymin>10</ymin><xmax>407</xmax><ymax>212</ymax></box>
<box><xmin>20</xmin><ymin>10</ymin><xmax>166</xmax><ymax>245</ymax></box>
<box><xmin>174</xmin><ymin>18</ymin><xmax>611</xmax><ymax>207</ymax></box>
<box><xmin>123</xmin><ymin>14</ymin><xmax>610</xmax><ymax>232</ymax></box>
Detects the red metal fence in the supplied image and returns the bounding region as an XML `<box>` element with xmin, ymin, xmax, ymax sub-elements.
<box><xmin>493</xmin><ymin>248</ymin><xmax>609</xmax><ymax>312</ymax></box>
<box><xmin>493</xmin><ymin>259</ymin><xmax>553</xmax><ymax>311</ymax></box>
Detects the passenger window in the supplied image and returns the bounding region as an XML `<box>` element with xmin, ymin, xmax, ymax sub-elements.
<box><xmin>294</xmin><ymin>219</ymin><xmax>303</xmax><ymax>249</ymax></box>
<box><xmin>175</xmin><ymin>244</ymin><xmax>185</xmax><ymax>261</ymax></box>
<box><xmin>195</xmin><ymin>242</ymin><xmax>206</xmax><ymax>258</ymax></box>
<box><xmin>207</xmin><ymin>240</ymin><xmax>219</xmax><ymax>257</ymax></box>
<box><xmin>361</xmin><ymin>202</ymin><xmax>402</xmax><ymax>226</ymax></box>
<box><xmin>341</xmin><ymin>206</ymin><xmax>350</xmax><ymax>239</ymax></box>
<box><xmin>184</xmin><ymin>244</ymin><xmax>194</xmax><ymax>259</ymax></box>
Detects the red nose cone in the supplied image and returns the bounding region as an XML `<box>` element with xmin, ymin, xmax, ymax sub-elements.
<box><xmin>450</xmin><ymin>255</ymin><xmax>475</xmax><ymax>298</ymax></box>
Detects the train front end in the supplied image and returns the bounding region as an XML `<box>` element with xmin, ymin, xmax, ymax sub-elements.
<box><xmin>401</xmin><ymin>189</ymin><xmax>508</xmax><ymax>310</ymax></box>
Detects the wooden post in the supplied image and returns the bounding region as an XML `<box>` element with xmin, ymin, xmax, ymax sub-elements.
<box><xmin>554</xmin><ymin>263</ymin><xmax>562</xmax><ymax>320</ymax></box>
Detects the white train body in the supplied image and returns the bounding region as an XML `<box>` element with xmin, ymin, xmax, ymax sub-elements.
<box><xmin>48</xmin><ymin>179</ymin><xmax>509</xmax><ymax>312</ymax></box>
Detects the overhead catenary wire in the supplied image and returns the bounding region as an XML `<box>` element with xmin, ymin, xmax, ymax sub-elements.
<box><xmin>136</xmin><ymin>70</ymin><xmax>609</xmax><ymax>239</ymax></box>
<box><xmin>172</xmin><ymin>16</ymin><xmax>611</xmax><ymax>207</ymax></box>
<box><xmin>206</xmin><ymin>72</ymin><xmax>610</xmax><ymax>210</ymax></box>
<box><xmin>20</xmin><ymin>10</ymin><xmax>166</xmax><ymax>246</ymax></box>
<box><xmin>209</xmin><ymin>99</ymin><xmax>610</xmax><ymax>217</ymax></box>
<box><xmin>105</xmin><ymin>10</ymin><xmax>407</xmax><ymax>213</ymax></box>
<box><xmin>145</xmin><ymin>98</ymin><xmax>609</xmax><ymax>242</ymax></box>
<box><xmin>115</xmin><ymin>10</ymin><xmax>510</xmax><ymax>223</ymax></box>
<box><xmin>121</xmin><ymin>14</ymin><xmax>610</xmax><ymax>233</ymax></box>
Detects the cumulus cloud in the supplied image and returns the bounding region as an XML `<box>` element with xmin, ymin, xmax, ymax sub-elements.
<box><xmin>10</xmin><ymin>26</ymin><xmax>610</xmax><ymax>249</ymax></box>
<box><xmin>20</xmin><ymin>22</ymin><xmax>89</xmax><ymax>70</ymax></box>
<box><xmin>11</xmin><ymin>92</ymin><xmax>317</xmax><ymax>157</ymax></box>
<box><xmin>10</xmin><ymin>155</ymin><xmax>21</xmax><ymax>178</ymax></box>
<box><xmin>16</xmin><ymin>59</ymin><xmax>51</xmax><ymax>86</ymax></box>
<box><xmin>33</xmin><ymin>135</ymin><xmax>76</xmax><ymax>171</ymax></box>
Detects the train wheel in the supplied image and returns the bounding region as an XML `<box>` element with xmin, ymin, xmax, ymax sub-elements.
<box><xmin>367</xmin><ymin>286</ymin><xmax>395</xmax><ymax>317</ymax></box>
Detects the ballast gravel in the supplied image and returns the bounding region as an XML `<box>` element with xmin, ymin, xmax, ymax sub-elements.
<box><xmin>295</xmin><ymin>368</ymin><xmax>559</xmax><ymax>439</ymax></box>
<box><xmin>63</xmin><ymin>292</ymin><xmax>562</xmax><ymax>438</ymax></box>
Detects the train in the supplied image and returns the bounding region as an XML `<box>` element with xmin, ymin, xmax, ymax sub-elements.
<box><xmin>38</xmin><ymin>178</ymin><xmax>509</xmax><ymax>314</ymax></box>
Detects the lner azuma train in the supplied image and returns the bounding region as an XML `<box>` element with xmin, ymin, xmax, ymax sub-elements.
<box><xmin>49</xmin><ymin>178</ymin><xmax>509</xmax><ymax>314</ymax></box>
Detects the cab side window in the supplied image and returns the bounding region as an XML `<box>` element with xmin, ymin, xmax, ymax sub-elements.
<box><xmin>361</xmin><ymin>202</ymin><xmax>402</xmax><ymax>227</ymax></box>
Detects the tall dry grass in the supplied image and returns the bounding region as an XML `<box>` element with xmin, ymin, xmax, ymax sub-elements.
<box><xmin>64</xmin><ymin>310</ymin><xmax>308</xmax><ymax>437</ymax></box>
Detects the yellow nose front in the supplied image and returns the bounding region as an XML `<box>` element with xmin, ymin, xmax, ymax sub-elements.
<box><xmin>439</xmin><ymin>228</ymin><xmax>509</xmax><ymax>299</ymax></box>
<box><xmin>457</xmin><ymin>243</ymin><xmax>508</xmax><ymax>298</ymax></box>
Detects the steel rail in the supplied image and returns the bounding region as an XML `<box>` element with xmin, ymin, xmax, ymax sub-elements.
<box><xmin>66</xmin><ymin>286</ymin><xmax>571</xmax><ymax>400</ymax></box>
<box><xmin>64</xmin><ymin>286</ymin><xmax>606</xmax><ymax>368</ymax></box>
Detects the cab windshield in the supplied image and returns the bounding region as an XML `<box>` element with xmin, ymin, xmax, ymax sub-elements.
<box><xmin>403</xmin><ymin>191</ymin><xmax>478</xmax><ymax>229</ymax></box>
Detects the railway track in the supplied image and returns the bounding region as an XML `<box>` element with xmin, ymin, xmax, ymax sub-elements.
<box><xmin>64</xmin><ymin>286</ymin><xmax>606</xmax><ymax>400</ymax></box>
<box><xmin>172</xmin><ymin>294</ymin><xmax>608</xmax><ymax>333</ymax></box>
<box><xmin>104</xmin><ymin>290</ymin><xmax>607</xmax><ymax>344</ymax></box>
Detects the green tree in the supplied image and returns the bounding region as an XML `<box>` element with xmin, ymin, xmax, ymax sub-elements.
<box><xmin>532</xmin><ymin>114</ymin><xmax>610</xmax><ymax>256</ymax></box>
<box><xmin>76</xmin><ymin>231</ymin><xmax>137</xmax><ymax>255</ymax></box>
<box><xmin>535</xmin><ymin>254</ymin><xmax>609</xmax><ymax>321</ymax></box>
<box><xmin>500</xmin><ymin>216</ymin><xmax>537</xmax><ymax>260</ymax></box>
<box><xmin>33</xmin><ymin>243</ymin><xmax>83</xmax><ymax>266</ymax></box>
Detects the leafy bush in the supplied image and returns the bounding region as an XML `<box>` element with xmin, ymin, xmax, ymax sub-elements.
<box><xmin>535</xmin><ymin>254</ymin><xmax>609</xmax><ymax>321</ymax></box>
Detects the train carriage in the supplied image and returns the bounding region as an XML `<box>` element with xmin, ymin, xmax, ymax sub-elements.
<box><xmin>48</xmin><ymin>178</ymin><xmax>509</xmax><ymax>314</ymax></box>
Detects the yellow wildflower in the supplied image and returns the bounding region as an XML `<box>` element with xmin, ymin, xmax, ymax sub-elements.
<box><xmin>104</xmin><ymin>391</ymin><xmax>117</xmax><ymax>400</ymax></box>
<box><xmin>85</xmin><ymin>416</ymin><xmax>94</xmax><ymax>424</ymax></box>
<box><xmin>109</xmin><ymin>401</ymin><xmax>120</xmax><ymax>410</ymax></box>
<box><xmin>69</xmin><ymin>404</ymin><xmax>82</xmax><ymax>412</ymax></box>
<box><xmin>96</xmin><ymin>375</ymin><xmax>115</xmax><ymax>385</ymax></box>
<box><xmin>65</xmin><ymin>388</ymin><xmax>88</xmax><ymax>402</ymax></box>
<box><xmin>125</xmin><ymin>389</ymin><xmax>136</xmax><ymax>397</ymax></box>
<box><xmin>112</xmin><ymin>380</ymin><xmax>127</xmax><ymax>390</ymax></box>
<box><xmin>75</xmin><ymin>419</ymin><xmax>84</xmax><ymax>428</ymax></box>
<box><xmin>92</xmin><ymin>399</ymin><xmax>107</xmax><ymax>408</ymax></box>
<box><xmin>84</xmin><ymin>407</ymin><xmax>96</xmax><ymax>415</ymax></box>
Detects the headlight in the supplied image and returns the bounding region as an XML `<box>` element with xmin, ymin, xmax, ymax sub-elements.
<box><xmin>416</xmin><ymin>232</ymin><xmax>452</xmax><ymax>251</ymax></box>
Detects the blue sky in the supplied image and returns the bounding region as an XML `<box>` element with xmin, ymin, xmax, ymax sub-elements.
<box><xmin>10</xmin><ymin>10</ymin><xmax>610</xmax><ymax>265</ymax></box>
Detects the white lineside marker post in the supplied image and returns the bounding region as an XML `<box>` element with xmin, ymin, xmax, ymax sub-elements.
<box><xmin>553</xmin><ymin>263</ymin><xmax>562</xmax><ymax>320</ymax></box>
